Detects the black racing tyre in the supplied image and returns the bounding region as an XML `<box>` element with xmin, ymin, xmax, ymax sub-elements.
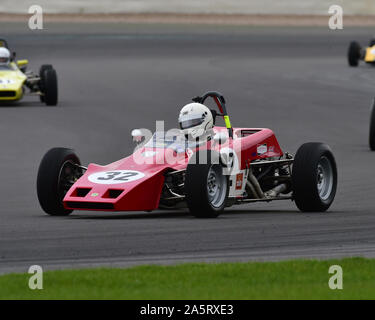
<box><xmin>369</xmin><ymin>39</ymin><xmax>375</xmax><ymax>47</ymax></box>
<box><xmin>39</xmin><ymin>64</ymin><xmax>52</xmax><ymax>76</ymax></box>
<box><xmin>39</xmin><ymin>64</ymin><xmax>52</xmax><ymax>102</ymax></box>
<box><xmin>185</xmin><ymin>151</ymin><xmax>228</xmax><ymax>218</ymax></box>
<box><xmin>37</xmin><ymin>148</ymin><xmax>81</xmax><ymax>216</ymax></box>
<box><xmin>292</xmin><ymin>143</ymin><xmax>337</xmax><ymax>212</ymax></box>
<box><xmin>348</xmin><ymin>41</ymin><xmax>361</xmax><ymax>67</ymax></box>
<box><xmin>370</xmin><ymin>99</ymin><xmax>375</xmax><ymax>151</ymax></box>
<box><xmin>41</xmin><ymin>67</ymin><xmax>58</xmax><ymax>106</ymax></box>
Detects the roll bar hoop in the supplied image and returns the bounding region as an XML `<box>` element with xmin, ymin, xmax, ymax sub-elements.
<box><xmin>192</xmin><ymin>91</ymin><xmax>233</xmax><ymax>139</ymax></box>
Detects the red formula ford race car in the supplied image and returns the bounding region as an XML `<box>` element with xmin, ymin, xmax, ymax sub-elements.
<box><xmin>37</xmin><ymin>91</ymin><xmax>337</xmax><ymax>218</ymax></box>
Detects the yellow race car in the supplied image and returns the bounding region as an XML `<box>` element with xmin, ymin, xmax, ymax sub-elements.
<box><xmin>347</xmin><ymin>39</ymin><xmax>375</xmax><ymax>67</ymax></box>
<box><xmin>0</xmin><ymin>39</ymin><xmax>58</xmax><ymax>105</ymax></box>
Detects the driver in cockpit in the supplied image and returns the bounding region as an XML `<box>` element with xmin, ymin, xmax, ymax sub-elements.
<box><xmin>0</xmin><ymin>47</ymin><xmax>11</xmax><ymax>67</ymax></box>
<box><xmin>178</xmin><ymin>102</ymin><xmax>214</xmax><ymax>144</ymax></box>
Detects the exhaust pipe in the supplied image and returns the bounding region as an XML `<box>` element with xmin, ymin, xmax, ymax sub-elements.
<box><xmin>247</xmin><ymin>169</ymin><xmax>265</xmax><ymax>199</ymax></box>
<box><xmin>265</xmin><ymin>183</ymin><xmax>288</xmax><ymax>198</ymax></box>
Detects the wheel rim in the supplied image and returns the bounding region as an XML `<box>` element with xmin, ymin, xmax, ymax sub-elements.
<box><xmin>58</xmin><ymin>161</ymin><xmax>82</xmax><ymax>200</ymax></box>
<box><xmin>316</xmin><ymin>156</ymin><xmax>334</xmax><ymax>201</ymax></box>
<box><xmin>207</xmin><ymin>165</ymin><xmax>227</xmax><ymax>208</ymax></box>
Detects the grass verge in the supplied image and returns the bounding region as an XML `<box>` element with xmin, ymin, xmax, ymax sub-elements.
<box><xmin>0</xmin><ymin>258</ymin><xmax>374</xmax><ymax>299</ymax></box>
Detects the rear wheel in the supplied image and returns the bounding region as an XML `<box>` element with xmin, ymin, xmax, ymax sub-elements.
<box><xmin>40</xmin><ymin>66</ymin><xmax>58</xmax><ymax>105</ymax></box>
<box><xmin>370</xmin><ymin>99</ymin><xmax>375</xmax><ymax>151</ymax></box>
<box><xmin>185</xmin><ymin>151</ymin><xmax>228</xmax><ymax>218</ymax></box>
<box><xmin>292</xmin><ymin>143</ymin><xmax>337</xmax><ymax>212</ymax></box>
<box><xmin>37</xmin><ymin>148</ymin><xmax>82</xmax><ymax>216</ymax></box>
<box><xmin>348</xmin><ymin>41</ymin><xmax>361</xmax><ymax>67</ymax></box>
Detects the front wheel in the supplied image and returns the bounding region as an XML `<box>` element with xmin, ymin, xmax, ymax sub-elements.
<box><xmin>292</xmin><ymin>143</ymin><xmax>337</xmax><ymax>212</ymax></box>
<box><xmin>39</xmin><ymin>64</ymin><xmax>52</xmax><ymax>103</ymax></box>
<box><xmin>370</xmin><ymin>99</ymin><xmax>375</xmax><ymax>151</ymax></box>
<box><xmin>37</xmin><ymin>148</ymin><xmax>82</xmax><ymax>216</ymax></box>
<box><xmin>185</xmin><ymin>152</ymin><xmax>228</xmax><ymax>218</ymax></box>
<box><xmin>40</xmin><ymin>66</ymin><xmax>58</xmax><ymax>106</ymax></box>
<box><xmin>348</xmin><ymin>41</ymin><xmax>361</xmax><ymax>67</ymax></box>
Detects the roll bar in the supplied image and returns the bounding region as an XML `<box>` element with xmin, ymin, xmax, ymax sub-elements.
<box><xmin>0</xmin><ymin>39</ymin><xmax>9</xmax><ymax>49</ymax></box>
<box><xmin>192</xmin><ymin>91</ymin><xmax>233</xmax><ymax>139</ymax></box>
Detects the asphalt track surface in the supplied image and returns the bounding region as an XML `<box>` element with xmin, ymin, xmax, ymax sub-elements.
<box><xmin>0</xmin><ymin>23</ymin><xmax>374</xmax><ymax>274</ymax></box>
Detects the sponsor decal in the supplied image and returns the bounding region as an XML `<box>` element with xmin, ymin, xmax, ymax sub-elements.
<box><xmin>91</xmin><ymin>193</ymin><xmax>99</xmax><ymax>197</ymax></box>
<box><xmin>257</xmin><ymin>144</ymin><xmax>268</xmax><ymax>155</ymax></box>
<box><xmin>235</xmin><ymin>173</ymin><xmax>243</xmax><ymax>190</ymax></box>
<box><xmin>88</xmin><ymin>170</ymin><xmax>145</xmax><ymax>185</ymax></box>
<box><xmin>268</xmin><ymin>146</ymin><xmax>275</xmax><ymax>153</ymax></box>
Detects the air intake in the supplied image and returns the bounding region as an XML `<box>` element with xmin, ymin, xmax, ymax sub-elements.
<box><xmin>103</xmin><ymin>189</ymin><xmax>123</xmax><ymax>199</ymax></box>
<box><xmin>73</xmin><ymin>188</ymin><xmax>91</xmax><ymax>197</ymax></box>
<box><xmin>0</xmin><ymin>91</ymin><xmax>16</xmax><ymax>97</ymax></box>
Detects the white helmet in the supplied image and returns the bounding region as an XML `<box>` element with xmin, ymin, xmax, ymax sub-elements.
<box><xmin>178</xmin><ymin>102</ymin><xmax>214</xmax><ymax>140</ymax></box>
<box><xmin>0</xmin><ymin>47</ymin><xmax>10</xmax><ymax>65</ymax></box>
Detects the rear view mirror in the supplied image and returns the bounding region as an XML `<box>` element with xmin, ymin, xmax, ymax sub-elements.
<box><xmin>17</xmin><ymin>59</ymin><xmax>28</xmax><ymax>67</ymax></box>
<box><xmin>16</xmin><ymin>59</ymin><xmax>28</xmax><ymax>72</ymax></box>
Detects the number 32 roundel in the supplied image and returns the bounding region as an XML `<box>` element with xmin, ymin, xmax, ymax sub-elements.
<box><xmin>88</xmin><ymin>170</ymin><xmax>145</xmax><ymax>184</ymax></box>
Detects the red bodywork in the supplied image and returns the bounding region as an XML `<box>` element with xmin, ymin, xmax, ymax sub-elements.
<box><xmin>63</xmin><ymin>127</ymin><xmax>283</xmax><ymax>212</ymax></box>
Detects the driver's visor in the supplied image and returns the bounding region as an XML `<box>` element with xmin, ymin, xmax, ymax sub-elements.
<box><xmin>179</xmin><ymin>114</ymin><xmax>204</xmax><ymax>130</ymax></box>
<box><xmin>0</xmin><ymin>57</ymin><xmax>8</xmax><ymax>63</ymax></box>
